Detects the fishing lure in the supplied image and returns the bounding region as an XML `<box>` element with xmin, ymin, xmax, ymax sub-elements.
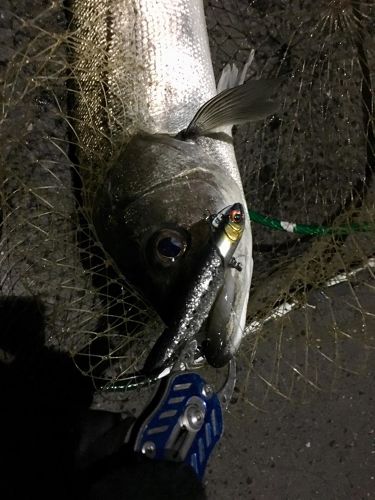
<box><xmin>143</xmin><ymin>202</ymin><xmax>245</xmax><ymax>375</ymax></box>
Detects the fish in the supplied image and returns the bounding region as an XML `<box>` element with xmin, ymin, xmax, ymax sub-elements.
<box><xmin>70</xmin><ymin>0</ymin><xmax>280</xmax><ymax>369</ymax></box>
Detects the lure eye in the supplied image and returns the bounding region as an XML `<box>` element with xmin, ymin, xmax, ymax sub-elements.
<box><xmin>229</xmin><ymin>209</ymin><xmax>243</xmax><ymax>224</ymax></box>
<box><xmin>151</xmin><ymin>228</ymin><xmax>188</xmax><ymax>265</ymax></box>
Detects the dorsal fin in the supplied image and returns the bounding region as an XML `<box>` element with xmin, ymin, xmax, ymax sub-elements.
<box><xmin>217</xmin><ymin>49</ymin><xmax>255</xmax><ymax>92</ymax></box>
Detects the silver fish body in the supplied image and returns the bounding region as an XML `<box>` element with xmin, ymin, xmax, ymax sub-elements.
<box><xmin>74</xmin><ymin>0</ymin><xmax>268</xmax><ymax>367</ymax></box>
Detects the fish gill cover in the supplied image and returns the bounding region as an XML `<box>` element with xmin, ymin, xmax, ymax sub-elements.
<box><xmin>0</xmin><ymin>0</ymin><xmax>374</xmax><ymax>407</ymax></box>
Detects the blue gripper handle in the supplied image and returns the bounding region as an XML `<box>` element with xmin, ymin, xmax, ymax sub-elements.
<box><xmin>132</xmin><ymin>372</ymin><xmax>223</xmax><ymax>480</ymax></box>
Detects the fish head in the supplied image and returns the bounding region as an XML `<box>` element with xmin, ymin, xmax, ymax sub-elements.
<box><xmin>94</xmin><ymin>134</ymin><xmax>245</xmax><ymax>324</ymax></box>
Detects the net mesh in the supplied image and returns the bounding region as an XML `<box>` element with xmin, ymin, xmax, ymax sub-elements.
<box><xmin>0</xmin><ymin>0</ymin><xmax>374</xmax><ymax>403</ymax></box>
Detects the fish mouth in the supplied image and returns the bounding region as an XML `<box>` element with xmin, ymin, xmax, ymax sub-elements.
<box><xmin>142</xmin><ymin>202</ymin><xmax>249</xmax><ymax>375</ymax></box>
<box><xmin>202</xmin><ymin>258</ymin><xmax>250</xmax><ymax>368</ymax></box>
<box><xmin>199</xmin><ymin>211</ymin><xmax>251</xmax><ymax>368</ymax></box>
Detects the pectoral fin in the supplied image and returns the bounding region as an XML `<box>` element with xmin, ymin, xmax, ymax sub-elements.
<box><xmin>184</xmin><ymin>78</ymin><xmax>282</xmax><ymax>138</ymax></box>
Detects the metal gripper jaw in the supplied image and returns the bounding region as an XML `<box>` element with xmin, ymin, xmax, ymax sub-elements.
<box><xmin>131</xmin><ymin>371</ymin><xmax>224</xmax><ymax>480</ymax></box>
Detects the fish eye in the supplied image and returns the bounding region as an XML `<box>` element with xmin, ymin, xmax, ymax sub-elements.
<box><xmin>157</xmin><ymin>236</ymin><xmax>183</xmax><ymax>258</ymax></box>
<box><xmin>229</xmin><ymin>209</ymin><xmax>243</xmax><ymax>224</ymax></box>
<box><xmin>151</xmin><ymin>228</ymin><xmax>188</xmax><ymax>265</ymax></box>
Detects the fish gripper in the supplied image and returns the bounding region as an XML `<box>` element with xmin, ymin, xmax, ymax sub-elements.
<box><xmin>131</xmin><ymin>371</ymin><xmax>223</xmax><ymax>480</ymax></box>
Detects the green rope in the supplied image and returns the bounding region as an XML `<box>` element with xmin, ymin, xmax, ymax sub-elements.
<box><xmin>249</xmin><ymin>210</ymin><xmax>374</xmax><ymax>236</ymax></box>
<box><xmin>98</xmin><ymin>374</ymin><xmax>159</xmax><ymax>392</ymax></box>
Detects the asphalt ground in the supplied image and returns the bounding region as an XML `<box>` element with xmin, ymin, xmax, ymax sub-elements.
<box><xmin>207</xmin><ymin>277</ymin><xmax>375</xmax><ymax>499</ymax></box>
